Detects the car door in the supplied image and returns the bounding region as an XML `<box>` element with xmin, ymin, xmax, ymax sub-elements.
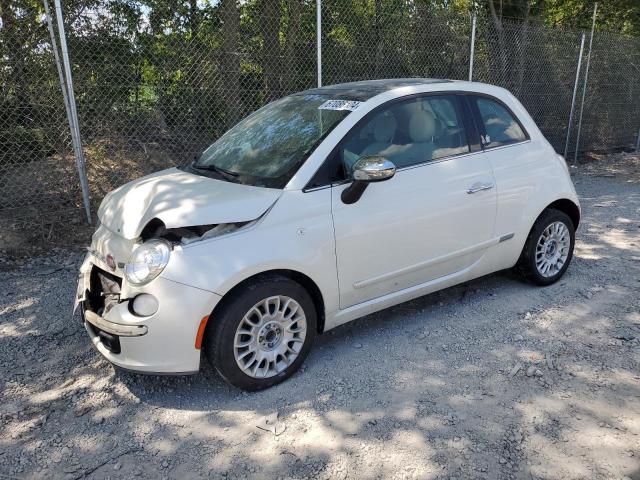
<box><xmin>330</xmin><ymin>94</ymin><xmax>498</xmax><ymax>309</ymax></box>
<box><xmin>467</xmin><ymin>94</ymin><xmax>542</xmax><ymax>246</ymax></box>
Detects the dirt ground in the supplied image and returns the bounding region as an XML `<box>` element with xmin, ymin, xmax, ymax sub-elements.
<box><xmin>0</xmin><ymin>138</ymin><xmax>179</xmax><ymax>256</ymax></box>
<box><xmin>1</xmin><ymin>154</ymin><xmax>639</xmax><ymax>480</ymax></box>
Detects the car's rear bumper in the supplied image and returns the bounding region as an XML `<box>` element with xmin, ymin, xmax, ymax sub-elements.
<box><xmin>80</xmin><ymin>258</ymin><xmax>221</xmax><ymax>374</ymax></box>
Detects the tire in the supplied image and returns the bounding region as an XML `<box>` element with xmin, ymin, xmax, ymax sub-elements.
<box><xmin>204</xmin><ymin>275</ymin><xmax>317</xmax><ymax>391</ymax></box>
<box><xmin>516</xmin><ymin>208</ymin><xmax>575</xmax><ymax>286</ymax></box>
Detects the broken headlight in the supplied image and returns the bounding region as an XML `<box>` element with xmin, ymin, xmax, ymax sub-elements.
<box><xmin>124</xmin><ymin>239</ymin><xmax>171</xmax><ymax>285</ymax></box>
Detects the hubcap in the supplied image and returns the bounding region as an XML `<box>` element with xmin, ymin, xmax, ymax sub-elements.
<box><xmin>234</xmin><ymin>296</ymin><xmax>307</xmax><ymax>378</ymax></box>
<box><xmin>535</xmin><ymin>221</ymin><xmax>570</xmax><ymax>277</ymax></box>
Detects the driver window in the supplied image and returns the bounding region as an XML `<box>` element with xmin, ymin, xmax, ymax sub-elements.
<box><xmin>339</xmin><ymin>95</ymin><xmax>469</xmax><ymax>177</ymax></box>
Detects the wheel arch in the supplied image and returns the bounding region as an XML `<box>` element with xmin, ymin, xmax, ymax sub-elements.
<box><xmin>514</xmin><ymin>197</ymin><xmax>580</xmax><ymax>267</ymax></box>
<box><xmin>544</xmin><ymin>198</ymin><xmax>580</xmax><ymax>229</ymax></box>
<box><xmin>205</xmin><ymin>269</ymin><xmax>326</xmax><ymax>338</ymax></box>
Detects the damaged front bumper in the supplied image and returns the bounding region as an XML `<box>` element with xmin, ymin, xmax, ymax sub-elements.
<box><xmin>84</xmin><ymin>310</ymin><xmax>148</xmax><ymax>337</ymax></box>
<box><xmin>77</xmin><ymin>250</ymin><xmax>221</xmax><ymax>375</ymax></box>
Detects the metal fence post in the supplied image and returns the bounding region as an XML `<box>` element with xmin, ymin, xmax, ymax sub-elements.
<box><xmin>316</xmin><ymin>0</ymin><xmax>322</xmax><ymax>87</ymax></box>
<box><xmin>53</xmin><ymin>0</ymin><xmax>92</xmax><ymax>224</ymax></box>
<box><xmin>636</xmin><ymin>129</ymin><xmax>640</xmax><ymax>153</ymax></box>
<box><xmin>468</xmin><ymin>13</ymin><xmax>477</xmax><ymax>82</ymax></box>
<box><xmin>574</xmin><ymin>2</ymin><xmax>598</xmax><ymax>164</ymax></box>
<box><xmin>564</xmin><ymin>32</ymin><xmax>585</xmax><ymax>161</ymax></box>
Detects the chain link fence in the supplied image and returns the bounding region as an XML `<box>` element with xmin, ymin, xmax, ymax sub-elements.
<box><xmin>0</xmin><ymin>3</ymin><xmax>80</xmax><ymax>240</ymax></box>
<box><xmin>473</xmin><ymin>15</ymin><xmax>586</xmax><ymax>153</ymax></box>
<box><xmin>1</xmin><ymin>2</ymin><xmax>639</xmax><ymax>252</ymax></box>
<box><xmin>576</xmin><ymin>30</ymin><xmax>640</xmax><ymax>153</ymax></box>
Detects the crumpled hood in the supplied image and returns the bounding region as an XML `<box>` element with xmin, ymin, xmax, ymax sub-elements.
<box><xmin>98</xmin><ymin>168</ymin><xmax>282</xmax><ymax>239</ymax></box>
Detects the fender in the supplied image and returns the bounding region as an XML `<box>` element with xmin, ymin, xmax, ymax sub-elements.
<box><xmin>159</xmin><ymin>188</ymin><xmax>341</xmax><ymax>318</ymax></box>
<box><xmin>478</xmin><ymin>143</ymin><xmax>580</xmax><ymax>275</ymax></box>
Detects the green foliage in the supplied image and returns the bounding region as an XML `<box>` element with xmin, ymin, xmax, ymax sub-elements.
<box><xmin>1</xmin><ymin>0</ymin><xmax>639</xmax><ymax>166</ymax></box>
<box><xmin>0</xmin><ymin>102</ymin><xmax>56</xmax><ymax>161</ymax></box>
<box><xmin>541</xmin><ymin>0</ymin><xmax>640</xmax><ymax>36</ymax></box>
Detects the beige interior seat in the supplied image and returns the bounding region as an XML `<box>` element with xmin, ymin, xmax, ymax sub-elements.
<box><xmin>341</xmin><ymin>113</ymin><xmax>398</xmax><ymax>171</ymax></box>
<box><xmin>360</xmin><ymin>113</ymin><xmax>397</xmax><ymax>157</ymax></box>
<box><xmin>392</xmin><ymin>109</ymin><xmax>437</xmax><ymax>168</ymax></box>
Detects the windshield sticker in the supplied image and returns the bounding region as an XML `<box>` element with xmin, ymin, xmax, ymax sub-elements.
<box><xmin>318</xmin><ymin>99</ymin><xmax>362</xmax><ymax>111</ymax></box>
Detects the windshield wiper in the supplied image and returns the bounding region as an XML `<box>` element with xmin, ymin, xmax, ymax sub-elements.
<box><xmin>192</xmin><ymin>162</ymin><xmax>239</xmax><ymax>179</ymax></box>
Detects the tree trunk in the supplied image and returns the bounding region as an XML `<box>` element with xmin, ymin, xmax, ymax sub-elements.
<box><xmin>414</xmin><ymin>1</ymin><xmax>435</xmax><ymax>77</ymax></box>
<box><xmin>134</xmin><ymin>59</ymin><xmax>141</xmax><ymax>114</ymax></box>
<box><xmin>488</xmin><ymin>0</ymin><xmax>508</xmax><ymax>85</ymax></box>
<box><xmin>373</xmin><ymin>0</ymin><xmax>384</xmax><ymax>78</ymax></box>
<box><xmin>188</xmin><ymin>0</ymin><xmax>204</xmax><ymax>137</ymax></box>
<box><xmin>221</xmin><ymin>0</ymin><xmax>241</xmax><ymax>127</ymax></box>
<box><xmin>0</xmin><ymin>0</ymin><xmax>30</xmax><ymax>125</ymax></box>
<box><xmin>283</xmin><ymin>0</ymin><xmax>302</xmax><ymax>94</ymax></box>
<box><xmin>189</xmin><ymin>0</ymin><xmax>199</xmax><ymax>40</ymax></box>
<box><xmin>261</xmin><ymin>0</ymin><xmax>281</xmax><ymax>101</ymax></box>
<box><xmin>515</xmin><ymin>2</ymin><xmax>531</xmax><ymax>95</ymax></box>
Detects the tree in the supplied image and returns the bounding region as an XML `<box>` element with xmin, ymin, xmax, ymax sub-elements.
<box><xmin>221</xmin><ymin>0</ymin><xmax>242</xmax><ymax>125</ymax></box>
<box><xmin>260</xmin><ymin>0</ymin><xmax>282</xmax><ymax>101</ymax></box>
<box><xmin>542</xmin><ymin>0</ymin><xmax>640</xmax><ymax>35</ymax></box>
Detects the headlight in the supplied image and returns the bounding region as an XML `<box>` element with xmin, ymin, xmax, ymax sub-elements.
<box><xmin>124</xmin><ymin>239</ymin><xmax>171</xmax><ymax>285</ymax></box>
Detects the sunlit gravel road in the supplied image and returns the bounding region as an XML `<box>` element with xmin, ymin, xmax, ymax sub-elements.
<box><xmin>1</xmin><ymin>154</ymin><xmax>639</xmax><ymax>480</ymax></box>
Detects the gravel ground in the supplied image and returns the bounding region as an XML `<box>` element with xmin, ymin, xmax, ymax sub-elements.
<box><xmin>1</xmin><ymin>154</ymin><xmax>639</xmax><ymax>480</ymax></box>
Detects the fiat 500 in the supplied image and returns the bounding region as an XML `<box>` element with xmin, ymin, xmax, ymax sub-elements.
<box><xmin>77</xmin><ymin>79</ymin><xmax>580</xmax><ymax>390</ymax></box>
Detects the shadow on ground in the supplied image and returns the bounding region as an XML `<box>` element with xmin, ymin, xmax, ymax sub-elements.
<box><xmin>1</xmin><ymin>155</ymin><xmax>639</xmax><ymax>479</ymax></box>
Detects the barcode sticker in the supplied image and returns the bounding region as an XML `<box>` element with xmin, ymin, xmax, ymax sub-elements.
<box><xmin>318</xmin><ymin>99</ymin><xmax>362</xmax><ymax>111</ymax></box>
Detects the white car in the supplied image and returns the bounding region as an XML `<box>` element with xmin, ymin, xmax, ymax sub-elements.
<box><xmin>77</xmin><ymin>79</ymin><xmax>580</xmax><ymax>390</ymax></box>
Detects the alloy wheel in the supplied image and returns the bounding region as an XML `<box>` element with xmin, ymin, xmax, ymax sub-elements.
<box><xmin>535</xmin><ymin>221</ymin><xmax>570</xmax><ymax>277</ymax></box>
<box><xmin>233</xmin><ymin>295</ymin><xmax>307</xmax><ymax>378</ymax></box>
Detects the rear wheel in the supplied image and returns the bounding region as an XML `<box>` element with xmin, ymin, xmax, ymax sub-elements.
<box><xmin>205</xmin><ymin>275</ymin><xmax>316</xmax><ymax>390</ymax></box>
<box><xmin>516</xmin><ymin>209</ymin><xmax>575</xmax><ymax>286</ymax></box>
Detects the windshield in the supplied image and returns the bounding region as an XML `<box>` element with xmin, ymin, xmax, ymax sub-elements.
<box><xmin>192</xmin><ymin>94</ymin><xmax>355</xmax><ymax>188</ymax></box>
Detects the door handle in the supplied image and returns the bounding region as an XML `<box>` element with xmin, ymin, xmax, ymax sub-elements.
<box><xmin>467</xmin><ymin>182</ymin><xmax>494</xmax><ymax>194</ymax></box>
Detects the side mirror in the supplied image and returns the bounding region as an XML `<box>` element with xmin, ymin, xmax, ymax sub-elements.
<box><xmin>352</xmin><ymin>155</ymin><xmax>396</xmax><ymax>182</ymax></box>
<box><xmin>342</xmin><ymin>156</ymin><xmax>396</xmax><ymax>204</ymax></box>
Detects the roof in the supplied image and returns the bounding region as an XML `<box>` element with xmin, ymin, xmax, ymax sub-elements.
<box><xmin>296</xmin><ymin>78</ymin><xmax>453</xmax><ymax>101</ymax></box>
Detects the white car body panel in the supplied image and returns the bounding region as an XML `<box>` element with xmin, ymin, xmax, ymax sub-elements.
<box><xmin>331</xmin><ymin>152</ymin><xmax>497</xmax><ymax>309</ymax></box>
<box><xmin>78</xmin><ymin>253</ymin><xmax>221</xmax><ymax>373</ymax></box>
<box><xmin>98</xmin><ymin>167</ymin><xmax>281</xmax><ymax>239</ymax></box>
<box><xmin>162</xmin><ymin>188</ymin><xmax>340</xmax><ymax>316</ymax></box>
<box><xmin>80</xmin><ymin>80</ymin><xmax>580</xmax><ymax>374</ymax></box>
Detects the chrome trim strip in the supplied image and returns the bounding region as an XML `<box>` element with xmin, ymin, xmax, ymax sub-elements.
<box><xmin>481</xmin><ymin>139</ymin><xmax>532</xmax><ymax>153</ymax></box>
<box><xmin>467</xmin><ymin>183</ymin><xmax>494</xmax><ymax>194</ymax></box>
<box><xmin>353</xmin><ymin>236</ymin><xmax>501</xmax><ymax>290</ymax></box>
<box><xmin>499</xmin><ymin>233</ymin><xmax>515</xmax><ymax>242</ymax></box>
<box><xmin>394</xmin><ymin>139</ymin><xmax>531</xmax><ymax>173</ymax></box>
<box><xmin>305</xmin><ymin>140</ymin><xmax>532</xmax><ymax>192</ymax></box>
<box><xmin>333</xmin><ymin>256</ymin><xmax>483</xmax><ymax>326</ymax></box>
<box><xmin>84</xmin><ymin>310</ymin><xmax>148</xmax><ymax>337</ymax></box>
<box><xmin>394</xmin><ymin>149</ymin><xmax>481</xmax><ymax>172</ymax></box>
<box><xmin>303</xmin><ymin>184</ymin><xmax>333</xmax><ymax>193</ymax></box>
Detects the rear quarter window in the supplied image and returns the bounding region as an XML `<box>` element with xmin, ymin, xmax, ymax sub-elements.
<box><xmin>473</xmin><ymin>96</ymin><xmax>527</xmax><ymax>148</ymax></box>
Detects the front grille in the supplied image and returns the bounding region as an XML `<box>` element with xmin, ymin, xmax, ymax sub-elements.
<box><xmin>84</xmin><ymin>265</ymin><xmax>124</xmax><ymax>354</ymax></box>
<box><xmin>86</xmin><ymin>265</ymin><xmax>122</xmax><ymax>316</ymax></box>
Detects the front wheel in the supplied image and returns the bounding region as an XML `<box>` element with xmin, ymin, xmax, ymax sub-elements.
<box><xmin>204</xmin><ymin>275</ymin><xmax>317</xmax><ymax>391</ymax></box>
<box><xmin>516</xmin><ymin>209</ymin><xmax>575</xmax><ymax>286</ymax></box>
